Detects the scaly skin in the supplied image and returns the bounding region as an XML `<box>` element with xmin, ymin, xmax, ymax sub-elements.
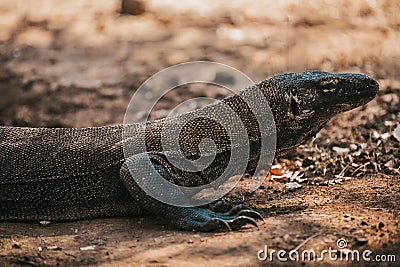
<box><xmin>0</xmin><ymin>71</ymin><xmax>379</xmax><ymax>231</ymax></box>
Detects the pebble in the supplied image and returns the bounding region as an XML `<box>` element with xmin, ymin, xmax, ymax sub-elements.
<box><xmin>355</xmin><ymin>236</ymin><xmax>369</xmax><ymax>244</ymax></box>
<box><xmin>285</xmin><ymin>182</ymin><xmax>302</xmax><ymax>191</ymax></box>
<box><xmin>39</xmin><ymin>221</ymin><xmax>51</xmax><ymax>226</ymax></box>
<box><xmin>332</xmin><ymin>146</ymin><xmax>350</xmax><ymax>153</ymax></box>
<box><xmin>80</xmin><ymin>245</ymin><xmax>95</xmax><ymax>251</ymax></box>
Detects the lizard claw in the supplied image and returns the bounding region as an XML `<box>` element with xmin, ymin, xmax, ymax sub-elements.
<box><xmin>228</xmin><ymin>216</ymin><xmax>258</xmax><ymax>229</ymax></box>
<box><xmin>199</xmin><ymin>215</ymin><xmax>258</xmax><ymax>231</ymax></box>
<box><xmin>236</xmin><ymin>209</ymin><xmax>265</xmax><ymax>223</ymax></box>
<box><xmin>227</xmin><ymin>204</ymin><xmax>250</xmax><ymax>215</ymax></box>
<box><xmin>225</xmin><ymin>204</ymin><xmax>264</xmax><ymax>222</ymax></box>
<box><xmin>228</xmin><ymin>216</ymin><xmax>259</xmax><ymax>230</ymax></box>
<box><xmin>178</xmin><ymin>205</ymin><xmax>264</xmax><ymax>231</ymax></box>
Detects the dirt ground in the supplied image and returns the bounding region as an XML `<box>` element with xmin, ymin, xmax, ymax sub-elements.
<box><xmin>0</xmin><ymin>0</ymin><xmax>399</xmax><ymax>266</ymax></box>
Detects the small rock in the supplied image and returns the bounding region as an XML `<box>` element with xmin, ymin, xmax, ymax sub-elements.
<box><xmin>378</xmin><ymin>222</ymin><xmax>385</xmax><ymax>229</ymax></box>
<box><xmin>80</xmin><ymin>245</ymin><xmax>95</xmax><ymax>251</ymax></box>
<box><xmin>285</xmin><ymin>182</ymin><xmax>302</xmax><ymax>191</ymax></box>
<box><xmin>283</xmin><ymin>234</ymin><xmax>291</xmax><ymax>242</ymax></box>
<box><xmin>372</xmin><ymin>131</ymin><xmax>381</xmax><ymax>139</ymax></box>
<box><xmin>332</xmin><ymin>146</ymin><xmax>350</xmax><ymax>153</ymax></box>
<box><xmin>381</xmin><ymin>132</ymin><xmax>390</xmax><ymax>140</ymax></box>
<box><xmin>39</xmin><ymin>221</ymin><xmax>51</xmax><ymax>226</ymax></box>
<box><xmin>360</xmin><ymin>221</ymin><xmax>368</xmax><ymax>226</ymax></box>
<box><xmin>349</xmin><ymin>143</ymin><xmax>358</xmax><ymax>151</ymax></box>
<box><xmin>355</xmin><ymin>236</ymin><xmax>369</xmax><ymax>244</ymax></box>
<box><xmin>343</xmin><ymin>214</ymin><xmax>350</xmax><ymax>218</ymax></box>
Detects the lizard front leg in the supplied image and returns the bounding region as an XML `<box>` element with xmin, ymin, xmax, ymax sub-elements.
<box><xmin>119</xmin><ymin>153</ymin><xmax>263</xmax><ymax>231</ymax></box>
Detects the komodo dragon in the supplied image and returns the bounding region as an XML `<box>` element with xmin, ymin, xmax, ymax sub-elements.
<box><xmin>0</xmin><ymin>71</ymin><xmax>379</xmax><ymax>231</ymax></box>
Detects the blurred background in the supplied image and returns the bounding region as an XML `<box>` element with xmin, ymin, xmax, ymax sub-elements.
<box><xmin>0</xmin><ymin>0</ymin><xmax>399</xmax><ymax>127</ymax></box>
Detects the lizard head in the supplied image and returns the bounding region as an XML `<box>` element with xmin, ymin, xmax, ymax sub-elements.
<box><xmin>260</xmin><ymin>70</ymin><xmax>379</xmax><ymax>156</ymax></box>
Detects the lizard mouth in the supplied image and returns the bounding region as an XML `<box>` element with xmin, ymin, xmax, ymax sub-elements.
<box><xmin>335</xmin><ymin>103</ymin><xmax>353</xmax><ymax>110</ymax></box>
<box><xmin>354</xmin><ymin>88</ymin><xmax>378</xmax><ymax>99</ymax></box>
<box><xmin>343</xmin><ymin>90</ymin><xmax>377</xmax><ymax>109</ymax></box>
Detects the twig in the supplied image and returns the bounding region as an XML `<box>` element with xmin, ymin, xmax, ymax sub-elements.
<box><xmin>351</xmin><ymin>162</ymin><xmax>370</xmax><ymax>176</ymax></box>
<box><xmin>293</xmin><ymin>232</ymin><xmax>322</xmax><ymax>251</ymax></box>
<box><xmin>337</xmin><ymin>163</ymin><xmax>351</xmax><ymax>178</ymax></box>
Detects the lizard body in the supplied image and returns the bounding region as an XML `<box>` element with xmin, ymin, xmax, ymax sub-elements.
<box><xmin>0</xmin><ymin>71</ymin><xmax>378</xmax><ymax>231</ymax></box>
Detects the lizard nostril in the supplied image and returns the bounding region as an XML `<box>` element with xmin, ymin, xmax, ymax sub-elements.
<box><xmin>368</xmin><ymin>79</ymin><xmax>378</xmax><ymax>87</ymax></box>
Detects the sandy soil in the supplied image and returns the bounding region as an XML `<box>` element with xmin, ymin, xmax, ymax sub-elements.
<box><xmin>0</xmin><ymin>1</ymin><xmax>399</xmax><ymax>266</ymax></box>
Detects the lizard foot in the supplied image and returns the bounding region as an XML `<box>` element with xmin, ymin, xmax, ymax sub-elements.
<box><xmin>165</xmin><ymin>206</ymin><xmax>263</xmax><ymax>232</ymax></box>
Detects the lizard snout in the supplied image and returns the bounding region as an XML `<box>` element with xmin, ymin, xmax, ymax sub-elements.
<box><xmin>345</xmin><ymin>75</ymin><xmax>379</xmax><ymax>100</ymax></box>
<box><xmin>357</xmin><ymin>76</ymin><xmax>379</xmax><ymax>95</ymax></box>
<box><xmin>339</xmin><ymin>75</ymin><xmax>379</xmax><ymax>110</ymax></box>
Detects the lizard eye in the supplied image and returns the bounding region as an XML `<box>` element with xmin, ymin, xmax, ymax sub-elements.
<box><xmin>323</xmin><ymin>82</ymin><xmax>335</xmax><ymax>90</ymax></box>
<box><xmin>320</xmin><ymin>79</ymin><xmax>339</xmax><ymax>92</ymax></box>
<box><xmin>290</xmin><ymin>95</ymin><xmax>300</xmax><ymax>116</ymax></box>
